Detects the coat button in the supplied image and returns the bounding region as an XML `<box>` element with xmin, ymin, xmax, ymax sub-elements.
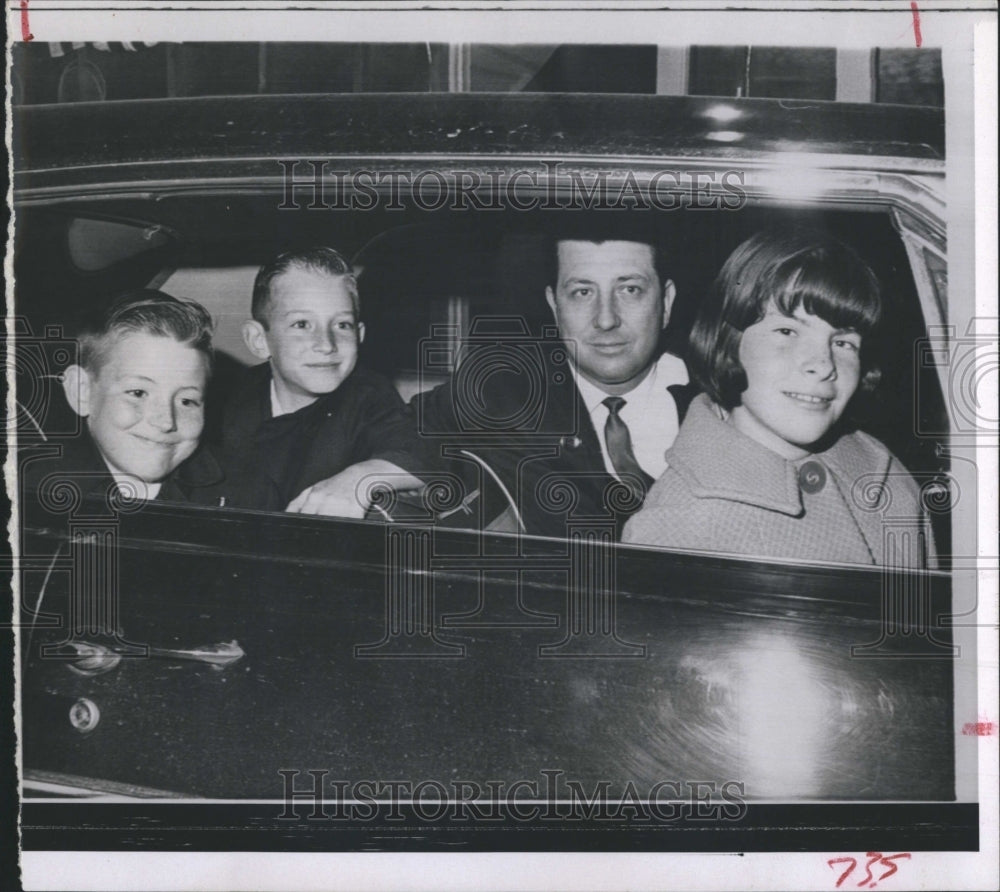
<box><xmin>798</xmin><ymin>460</ymin><xmax>826</xmax><ymax>494</ymax></box>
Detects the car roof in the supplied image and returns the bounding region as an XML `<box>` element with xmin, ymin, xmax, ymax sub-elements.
<box><xmin>13</xmin><ymin>93</ymin><xmax>944</xmax><ymax>189</ymax></box>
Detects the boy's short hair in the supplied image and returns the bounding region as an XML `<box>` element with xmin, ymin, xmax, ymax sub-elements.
<box><xmin>251</xmin><ymin>246</ymin><xmax>359</xmax><ymax>327</ymax></box>
<box><xmin>690</xmin><ymin>230</ymin><xmax>883</xmax><ymax>410</ymax></box>
<box><xmin>78</xmin><ymin>289</ymin><xmax>214</xmax><ymax>374</ymax></box>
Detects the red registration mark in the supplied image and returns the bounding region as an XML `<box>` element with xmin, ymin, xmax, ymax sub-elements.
<box><xmin>827</xmin><ymin>852</ymin><xmax>911</xmax><ymax>888</ymax></box>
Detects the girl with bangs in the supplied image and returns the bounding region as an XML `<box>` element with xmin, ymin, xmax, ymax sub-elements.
<box><xmin>623</xmin><ymin>230</ymin><xmax>934</xmax><ymax>568</ymax></box>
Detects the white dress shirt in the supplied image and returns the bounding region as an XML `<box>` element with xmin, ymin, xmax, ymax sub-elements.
<box><xmin>573</xmin><ymin>352</ymin><xmax>689</xmax><ymax>480</ymax></box>
<box><xmin>108</xmin><ymin>470</ymin><xmax>161</xmax><ymax>501</ymax></box>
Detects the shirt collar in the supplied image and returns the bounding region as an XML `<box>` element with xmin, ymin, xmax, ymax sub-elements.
<box><xmin>108</xmin><ymin>471</ymin><xmax>161</xmax><ymax>501</ymax></box>
<box><xmin>572</xmin><ymin>356</ymin><xmax>660</xmax><ymax>414</ymax></box>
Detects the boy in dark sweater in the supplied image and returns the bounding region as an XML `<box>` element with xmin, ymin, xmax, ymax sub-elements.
<box><xmin>224</xmin><ymin>247</ymin><xmax>426</xmax><ymax>516</ymax></box>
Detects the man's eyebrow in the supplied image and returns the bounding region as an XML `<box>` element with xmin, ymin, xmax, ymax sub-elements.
<box><xmin>563</xmin><ymin>272</ymin><xmax>650</xmax><ymax>281</ymax></box>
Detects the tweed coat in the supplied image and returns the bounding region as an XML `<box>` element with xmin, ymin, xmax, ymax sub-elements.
<box><xmin>622</xmin><ymin>395</ymin><xmax>935</xmax><ymax>569</ymax></box>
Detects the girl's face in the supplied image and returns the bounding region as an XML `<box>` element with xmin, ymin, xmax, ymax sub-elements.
<box><xmin>730</xmin><ymin>301</ymin><xmax>862</xmax><ymax>460</ymax></box>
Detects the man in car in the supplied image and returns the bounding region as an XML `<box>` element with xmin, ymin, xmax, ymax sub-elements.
<box><xmin>413</xmin><ymin>222</ymin><xmax>696</xmax><ymax>538</ymax></box>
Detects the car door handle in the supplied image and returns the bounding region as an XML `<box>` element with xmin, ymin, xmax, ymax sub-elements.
<box><xmin>145</xmin><ymin>640</ymin><xmax>245</xmax><ymax>666</ymax></box>
<box><xmin>57</xmin><ymin>639</ymin><xmax>245</xmax><ymax>675</ymax></box>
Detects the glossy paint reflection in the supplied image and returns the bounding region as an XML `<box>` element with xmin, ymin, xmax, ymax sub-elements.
<box><xmin>613</xmin><ymin>618</ymin><xmax>945</xmax><ymax>800</ymax></box>
<box><xmin>680</xmin><ymin>633</ymin><xmax>831</xmax><ymax>797</ymax></box>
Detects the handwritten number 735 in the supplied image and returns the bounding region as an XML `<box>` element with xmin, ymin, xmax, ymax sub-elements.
<box><xmin>828</xmin><ymin>852</ymin><xmax>911</xmax><ymax>888</ymax></box>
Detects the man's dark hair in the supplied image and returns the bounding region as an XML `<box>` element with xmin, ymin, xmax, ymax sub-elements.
<box><xmin>77</xmin><ymin>289</ymin><xmax>214</xmax><ymax>373</ymax></box>
<box><xmin>251</xmin><ymin>246</ymin><xmax>358</xmax><ymax>327</ymax></box>
<box><xmin>689</xmin><ymin>229</ymin><xmax>883</xmax><ymax>410</ymax></box>
<box><xmin>542</xmin><ymin>220</ymin><xmax>672</xmax><ymax>289</ymax></box>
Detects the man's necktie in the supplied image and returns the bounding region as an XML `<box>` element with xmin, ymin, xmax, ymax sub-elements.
<box><xmin>602</xmin><ymin>396</ymin><xmax>654</xmax><ymax>489</ymax></box>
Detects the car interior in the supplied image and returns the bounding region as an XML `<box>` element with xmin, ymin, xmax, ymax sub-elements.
<box><xmin>13</xmin><ymin>197</ymin><xmax>951</xmax><ymax>551</ymax></box>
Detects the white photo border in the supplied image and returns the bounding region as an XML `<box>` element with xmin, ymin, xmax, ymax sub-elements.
<box><xmin>6</xmin><ymin>2</ymin><xmax>998</xmax><ymax>890</ymax></box>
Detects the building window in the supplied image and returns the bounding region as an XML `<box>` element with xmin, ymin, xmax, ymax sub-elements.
<box><xmin>689</xmin><ymin>46</ymin><xmax>837</xmax><ymax>100</ymax></box>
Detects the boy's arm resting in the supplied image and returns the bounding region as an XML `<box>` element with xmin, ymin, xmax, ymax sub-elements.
<box><xmin>286</xmin><ymin>459</ymin><xmax>422</xmax><ymax>517</ymax></box>
<box><xmin>284</xmin><ymin>373</ymin><xmax>455</xmax><ymax>518</ymax></box>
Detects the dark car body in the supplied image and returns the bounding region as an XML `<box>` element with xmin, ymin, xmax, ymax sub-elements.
<box><xmin>10</xmin><ymin>94</ymin><xmax>975</xmax><ymax>850</ymax></box>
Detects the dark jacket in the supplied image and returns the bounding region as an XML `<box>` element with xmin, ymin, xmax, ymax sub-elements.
<box><xmin>20</xmin><ymin>427</ymin><xmax>280</xmax><ymax>522</ymax></box>
<box><xmin>221</xmin><ymin>363</ymin><xmax>429</xmax><ymax>507</ymax></box>
<box><xmin>414</xmin><ymin>352</ymin><xmax>696</xmax><ymax>539</ymax></box>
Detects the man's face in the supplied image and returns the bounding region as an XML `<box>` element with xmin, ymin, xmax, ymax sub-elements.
<box><xmin>250</xmin><ymin>267</ymin><xmax>363</xmax><ymax>413</ymax></box>
<box><xmin>545</xmin><ymin>240</ymin><xmax>674</xmax><ymax>396</ymax></box>
<box><xmin>79</xmin><ymin>332</ymin><xmax>208</xmax><ymax>482</ymax></box>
